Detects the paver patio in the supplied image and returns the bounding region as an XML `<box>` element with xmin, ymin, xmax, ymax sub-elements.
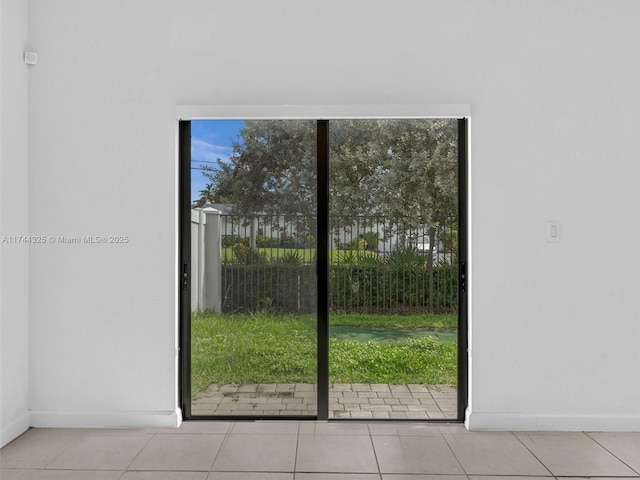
<box><xmin>192</xmin><ymin>383</ymin><xmax>457</xmax><ymax>419</ymax></box>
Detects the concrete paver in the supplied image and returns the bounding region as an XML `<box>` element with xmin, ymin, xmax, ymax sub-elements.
<box><xmin>192</xmin><ymin>383</ymin><xmax>457</xmax><ymax>419</ymax></box>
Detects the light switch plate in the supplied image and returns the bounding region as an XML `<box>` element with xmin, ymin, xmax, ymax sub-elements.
<box><xmin>547</xmin><ymin>221</ymin><xmax>560</xmax><ymax>242</ymax></box>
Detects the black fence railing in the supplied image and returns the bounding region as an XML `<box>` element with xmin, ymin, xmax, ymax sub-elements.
<box><xmin>219</xmin><ymin>214</ymin><xmax>457</xmax><ymax>314</ymax></box>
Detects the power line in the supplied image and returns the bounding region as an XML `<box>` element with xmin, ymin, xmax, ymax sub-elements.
<box><xmin>191</xmin><ymin>159</ymin><xmax>219</xmax><ymax>165</ymax></box>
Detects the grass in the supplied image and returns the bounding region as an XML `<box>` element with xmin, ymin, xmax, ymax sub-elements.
<box><xmin>191</xmin><ymin>311</ymin><xmax>457</xmax><ymax>395</ymax></box>
<box><xmin>222</xmin><ymin>247</ymin><xmax>316</xmax><ymax>263</ymax></box>
<box><xmin>330</xmin><ymin>339</ymin><xmax>457</xmax><ymax>384</ymax></box>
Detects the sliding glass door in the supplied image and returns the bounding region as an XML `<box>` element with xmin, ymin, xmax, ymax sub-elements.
<box><xmin>328</xmin><ymin>119</ymin><xmax>459</xmax><ymax>420</ymax></box>
<box><xmin>180</xmin><ymin>116</ymin><xmax>467</xmax><ymax>421</ymax></box>
<box><xmin>186</xmin><ymin>120</ymin><xmax>318</xmax><ymax>418</ymax></box>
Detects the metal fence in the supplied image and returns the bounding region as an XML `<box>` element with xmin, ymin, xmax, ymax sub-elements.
<box><xmin>218</xmin><ymin>213</ymin><xmax>458</xmax><ymax>314</ymax></box>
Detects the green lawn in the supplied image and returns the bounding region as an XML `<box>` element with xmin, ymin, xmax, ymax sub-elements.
<box><xmin>191</xmin><ymin>311</ymin><xmax>457</xmax><ymax>395</ymax></box>
<box><xmin>221</xmin><ymin>247</ymin><xmax>380</xmax><ymax>264</ymax></box>
<box><xmin>222</xmin><ymin>247</ymin><xmax>317</xmax><ymax>263</ymax></box>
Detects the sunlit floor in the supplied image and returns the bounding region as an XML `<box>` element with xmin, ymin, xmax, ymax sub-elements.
<box><xmin>192</xmin><ymin>383</ymin><xmax>457</xmax><ymax>419</ymax></box>
<box><xmin>1</xmin><ymin>422</ymin><xmax>639</xmax><ymax>479</ymax></box>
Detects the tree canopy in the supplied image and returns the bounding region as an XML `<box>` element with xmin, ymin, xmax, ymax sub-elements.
<box><xmin>198</xmin><ymin>118</ymin><xmax>458</xmax><ymax>230</ymax></box>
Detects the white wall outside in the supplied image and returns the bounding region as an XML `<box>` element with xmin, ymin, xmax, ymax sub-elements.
<box><xmin>191</xmin><ymin>207</ymin><xmax>222</xmax><ymax>312</ymax></box>
<box><xmin>4</xmin><ymin>0</ymin><xmax>637</xmax><ymax>433</ymax></box>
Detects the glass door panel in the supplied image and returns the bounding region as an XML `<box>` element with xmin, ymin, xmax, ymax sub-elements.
<box><xmin>328</xmin><ymin>119</ymin><xmax>459</xmax><ymax>420</ymax></box>
<box><xmin>189</xmin><ymin>119</ymin><xmax>318</xmax><ymax>417</ymax></box>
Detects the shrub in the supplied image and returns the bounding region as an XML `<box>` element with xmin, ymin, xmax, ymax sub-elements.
<box><xmin>279</xmin><ymin>234</ymin><xmax>296</xmax><ymax>247</ymax></box>
<box><xmin>256</xmin><ymin>236</ymin><xmax>279</xmax><ymax>248</ymax></box>
<box><xmin>278</xmin><ymin>250</ymin><xmax>304</xmax><ymax>266</ymax></box>
<box><xmin>328</xmin><ymin>263</ymin><xmax>457</xmax><ymax>313</ymax></box>
<box><xmin>348</xmin><ymin>237</ymin><xmax>368</xmax><ymax>250</ymax></box>
<box><xmin>222</xmin><ymin>236</ymin><xmax>249</xmax><ymax>248</ymax></box>
<box><xmin>336</xmin><ymin>250</ymin><xmax>362</xmax><ymax>265</ymax></box>
<box><xmin>221</xmin><ymin>264</ymin><xmax>317</xmax><ymax>313</ymax></box>
<box><xmin>220</xmin><ymin>261</ymin><xmax>457</xmax><ymax>314</ymax></box>
<box><xmin>443</xmin><ymin>229</ymin><xmax>458</xmax><ymax>253</ymax></box>
<box><xmin>362</xmin><ymin>231</ymin><xmax>380</xmax><ymax>251</ymax></box>
<box><xmin>386</xmin><ymin>246</ymin><xmax>427</xmax><ymax>267</ymax></box>
<box><xmin>232</xmin><ymin>244</ymin><xmax>266</xmax><ymax>264</ymax></box>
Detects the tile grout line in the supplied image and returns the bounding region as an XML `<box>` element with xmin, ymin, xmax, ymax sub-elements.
<box><xmin>511</xmin><ymin>431</ymin><xmax>556</xmax><ymax>477</ymax></box>
<box><xmin>38</xmin><ymin>430</ymin><xmax>89</xmax><ymax>471</ymax></box>
<box><xmin>122</xmin><ymin>432</ymin><xmax>161</xmax><ymax>472</ymax></box>
<box><xmin>585</xmin><ymin>431</ymin><xmax>640</xmax><ymax>476</ymax></box>
<box><xmin>36</xmin><ymin>430</ymin><xmax>152</xmax><ymax>473</ymax></box>
<box><xmin>366</xmin><ymin>423</ymin><xmax>385</xmax><ymax>479</ymax></box>
<box><xmin>292</xmin><ymin>421</ymin><xmax>301</xmax><ymax>476</ymax></box>
<box><xmin>292</xmin><ymin>421</ymin><xmax>301</xmax><ymax>480</ymax></box>
<box><xmin>439</xmin><ymin>429</ymin><xmax>473</xmax><ymax>479</ymax></box>
<box><xmin>8</xmin><ymin>426</ymin><xmax>638</xmax><ymax>479</ymax></box>
<box><xmin>205</xmin><ymin>422</ymin><xmax>235</xmax><ymax>473</ymax></box>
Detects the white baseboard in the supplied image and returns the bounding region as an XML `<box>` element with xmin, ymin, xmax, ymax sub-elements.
<box><xmin>1</xmin><ymin>411</ymin><xmax>30</xmax><ymax>447</ymax></box>
<box><xmin>29</xmin><ymin>408</ymin><xmax>182</xmax><ymax>429</ymax></box>
<box><xmin>466</xmin><ymin>410</ymin><xmax>640</xmax><ymax>431</ymax></box>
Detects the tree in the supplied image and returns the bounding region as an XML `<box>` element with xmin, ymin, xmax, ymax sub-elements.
<box><xmin>379</xmin><ymin>119</ymin><xmax>458</xmax><ymax>309</ymax></box>
<box><xmin>200</xmin><ymin>118</ymin><xmax>458</xmax><ymax>258</ymax></box>
<box><xmin>203</xmin><ymin>120</ymin><xmax>317</xmax><ymax>216</ymax></box>
<box><xmin>201</xmin><ymin>120</ymin><xmax>317</xmax><ymax>246</ymax></box>
<box><xmin>193</xmin><ymin>182</ymin><xmax>216</xmax><ymax>208</ymax></box>
<box><xmin>328</xmin><ymin>119</ymin><xmax>388</xmax><ymax>218</ymax></box>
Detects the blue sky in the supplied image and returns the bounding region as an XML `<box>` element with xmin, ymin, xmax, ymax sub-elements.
<box><xmin>191</xmin><ymin>120</ymin><xmax>245</xmax><ymax>202</ymax></box>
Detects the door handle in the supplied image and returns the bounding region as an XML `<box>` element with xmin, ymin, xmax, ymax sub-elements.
<box><xmin>182</xmin><ymin>261</ymin><xmax>189</xmax><ymax>290</ymax></box>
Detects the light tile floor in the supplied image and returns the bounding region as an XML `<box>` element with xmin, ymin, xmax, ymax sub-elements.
<box><xmin>1</xmin><ymin>422</ymin><xmax>639</xmax><ymax>479</ymax></box>
<box><xmin>192</xmin><ymin>383</ymin><xmax>457</xmax><ymax>419</ymax></box>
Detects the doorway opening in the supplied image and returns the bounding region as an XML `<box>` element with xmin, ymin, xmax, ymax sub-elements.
<box><xmin>180</xmin><ymin>116</ymin><xmax>468</xmax><ymax>421</ymax></box>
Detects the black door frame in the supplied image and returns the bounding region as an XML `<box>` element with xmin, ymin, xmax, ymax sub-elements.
<box><xmin>179</xmin><ymin>117</ymin><xmax>469</xmax><ymax>422</ymax></box>
<box><xmin>456</xmin><ymin>118</ymin><xmax>469</xmax><ymax>421</ymax></box>
<box><xmin>316</xmin><ymin>120</ymin><xmax>330</xmax><ymax>420</ymax></box>
<box><xmin>179</xmin><ymin>120</ymin><xmax>192</xmax><ymax>419</ymax></box>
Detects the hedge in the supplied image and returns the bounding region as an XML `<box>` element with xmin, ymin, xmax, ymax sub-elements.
<box><xmin>221</xmin><ymin>264</ymin><xmax>317</xmax><ymax>313</ymax></box>
<box><xmin>220</xmin><ymin>263</ymin><xmax>457</xmax><ymax>314</ymax></box>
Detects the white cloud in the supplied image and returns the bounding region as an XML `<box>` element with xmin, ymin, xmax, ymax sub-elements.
<box><xmin>191</xmin><ymin>138</ymin><xmax>233</xmax><ymax>164</ymax></box>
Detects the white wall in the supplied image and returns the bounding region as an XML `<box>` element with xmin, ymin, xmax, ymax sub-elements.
<box><xmin>25</xmin><ymin>0</ymin><xmax>640</xmax><ymax>430</ymax></box>
<box><xmin>0</xmin><ymin>0</ymin><xmax>30</xmax><ymax>446</ymax></box>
